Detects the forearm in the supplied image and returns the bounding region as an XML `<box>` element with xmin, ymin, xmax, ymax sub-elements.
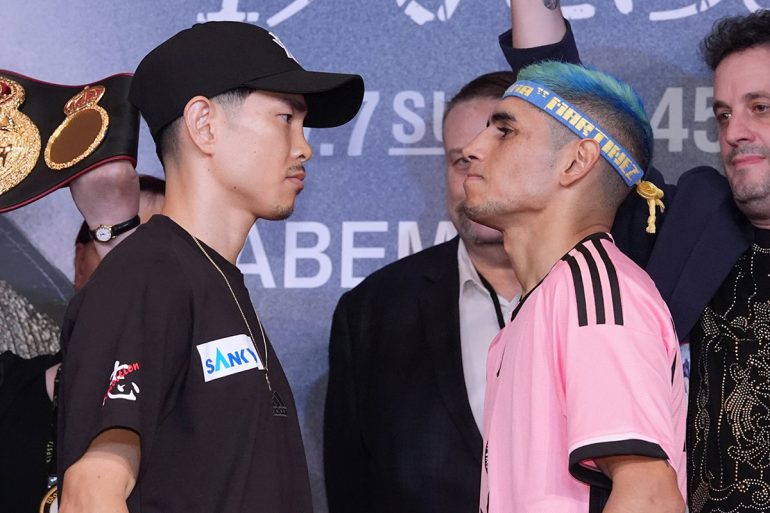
<box><xmin>60</xmin><ymin>428</ymin><xmax>140</xmax><ymax>513</ymax></box>
<box><xmin>69</xmin><ymin>160</ymin><xmax>140</xmax><ymax>259</ymax></box>
<box><xmin>597</xmin><ymin>456</ymin><xmax>685</xmax><ymax>513</ymax></box>
<box><xmin>510</xmin><ymin>0</ymin><xmax>566</xmax><ymax>48</ymax></box>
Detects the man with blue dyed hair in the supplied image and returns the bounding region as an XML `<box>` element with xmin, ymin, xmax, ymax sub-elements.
<box><xmin>507</xmin><ymin>5</ymin><xmax>770</xmax><ymax>512</ymax></box>
<box><xmin>517</xmin><ymin>61</ymin><xmax>655</xmax><ymax>214</ymax></box>
<box><xmin>461</xmin><ymin>61</ymin><xmax>686</xmax><ymax>513</ymax></box>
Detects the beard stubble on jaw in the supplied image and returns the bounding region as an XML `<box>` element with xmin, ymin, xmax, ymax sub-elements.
<box><xmin>726</xmin><ymin>146</ymin><xmax>770</xmax><ymax>204</ymax></box>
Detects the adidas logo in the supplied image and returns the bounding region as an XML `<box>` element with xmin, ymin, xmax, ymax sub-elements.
<box><xmin>272</xmin><ymin>391</ymin><xmax>288</xmax><ymax>417</ymax></box>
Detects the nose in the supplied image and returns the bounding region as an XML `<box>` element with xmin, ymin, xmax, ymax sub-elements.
<box><xmin>461</xmin><ymin>128</ymin><xmax>488</xmax><ymax>163</ymax></box>
<box><xmin>294</xmin><ymin>127</ymin><xmax>313</xmax><ymax>162</ymax></box>
<box><xmin>722</xmin><ymin>111</ymin><xmax>755</xmax><ymax>148</ymax></box>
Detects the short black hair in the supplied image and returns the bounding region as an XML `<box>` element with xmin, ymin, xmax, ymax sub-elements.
<box><xmin>701</xmin><ymin>10</ymin><xmax>770</xmax><ymax>70</ymax></box>
<box><xmin>444</xmin><ymin>71</ymin><xmax>516</xmax><ymax>123</ymax></box>
<box><xmin>156</xmin><ymin>86</ymin><xmax>254</xmax><ymax>167</ymax></box>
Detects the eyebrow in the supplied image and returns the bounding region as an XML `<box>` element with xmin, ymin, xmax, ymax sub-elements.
<box><xmin>490</xmin><ymin>111</ymin><xmax>516</xmax><ymax>124</ymax></box>
<box><xmin>713</xmin><ymin>90</ymin><xmax>770</xmax><ymax>113</ymax></box>
<box><xmin>746</xmin><ymin>91</ymin><xmax>770</xmax><ymax>103</ymax></box>
<box><xmin>446</xmin><ymin>148</ymin><xmax>463</xmax><ymax>159</ymax></box>
<box><xmin>278</xmin><ymin>95</ymin><xmax>308</xmax><ymax>113</ymax></box>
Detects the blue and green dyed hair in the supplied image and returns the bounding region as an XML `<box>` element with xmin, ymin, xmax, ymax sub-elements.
<box><xmin>517</xmin><ymin>61</ymin><xmax>653</xmax><ymax>175</ymax></box>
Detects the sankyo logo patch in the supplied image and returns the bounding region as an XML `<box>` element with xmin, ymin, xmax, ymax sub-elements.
<box><xmin>197</xmin><ymin>334</ymin><xmax>264</xmax><ymax>382</ymax></box>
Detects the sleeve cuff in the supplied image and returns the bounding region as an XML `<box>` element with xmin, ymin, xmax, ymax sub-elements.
<box><xmin>568</xmin><ymin>439</ymin><xmax>668</xmax><ymax>489</ymax></box>
<box><xmin>498</xmin><ymin>19</ymin><xmax>581</xmax><ymax>75</ymax></box>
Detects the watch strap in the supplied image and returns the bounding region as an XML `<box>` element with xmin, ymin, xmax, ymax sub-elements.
<box><xmin>90</xmin><ymin>214</ymin><xmax>140</xmax><ymax>242</ymax></box>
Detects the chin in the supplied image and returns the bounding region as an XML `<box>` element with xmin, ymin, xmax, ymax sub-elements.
<box><xmin>262</xmin><ymin>204</ymin><xmax>294</xmax><ymax>221</ymax></box>
<box><xmin>275</xmin><ymin>207</ymin><xmax>294</xmax><ymax>220</ymax></box>
<box><xmin>464</xmin><ymin>202</ymin><xmax>500</xmax><ymax>227</ymax></box>
<box><xmin>460</xmin><ymin>218</ymin><xmax>503</xmax><ymax>244</ymax></box>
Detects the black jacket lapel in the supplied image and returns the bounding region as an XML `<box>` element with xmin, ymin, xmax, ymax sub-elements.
<box><xmin>418</xmin><ymin>238</ymin><xmax>483</xmax><ymax>463</ymax></box>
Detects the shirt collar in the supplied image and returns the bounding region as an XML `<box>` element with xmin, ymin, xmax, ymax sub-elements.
<box><xmin>457</xmin><ymin>238</ymin><xmax>484</xmax><ymax>292</ymax></box>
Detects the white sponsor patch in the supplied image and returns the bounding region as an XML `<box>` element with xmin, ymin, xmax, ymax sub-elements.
<box><xmin>196</xmin><ymin>334</ymin><xmax>264</xmax><ymax>382</ymax></box>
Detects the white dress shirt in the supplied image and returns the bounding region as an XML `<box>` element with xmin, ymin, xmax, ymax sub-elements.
<box><xmin>457</xmin><ymin>239</ymin><xmax>519</xmax><ymax>432</ymax></box>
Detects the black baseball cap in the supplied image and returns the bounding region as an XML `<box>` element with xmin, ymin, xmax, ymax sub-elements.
<box><xmin>129</xmin><ymin>22</ymin><xmax>364</xmax><ymax>141</ymax></box>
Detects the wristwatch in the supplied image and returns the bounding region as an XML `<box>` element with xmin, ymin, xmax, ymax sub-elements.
<box><xmin>90</xmin><ymin>215</ymin><xmax>140</xmax><ymax>243</ymax></box>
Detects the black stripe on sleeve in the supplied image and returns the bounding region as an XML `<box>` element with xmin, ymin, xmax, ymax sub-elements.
<box><xmin>591</xmin><ymin>239</ymin><xmax>623</xmax><ymax>326</ymax></box>
<box><xmin>568</xmin><ymin>439</ymin><xmax>668</xmax><ymax>489</ymax></box>
<box><xmin>671</xmin><ymin>356</ymin><xmax>677</xmax><ymax>385</ymax></box>
<box><xmin>562</xmin><ymin>254</ymin><xmax>588</xmax><ymax>327</ymax></box>
<box><xmin>575</xmin><ymin>243</ymin><xmax>606</xmax><ymax>325</ymax></box>
<box><xmin>589</xmin><ymin>485</ymin><xmax>611</xmax><ymax>513</ymax></box>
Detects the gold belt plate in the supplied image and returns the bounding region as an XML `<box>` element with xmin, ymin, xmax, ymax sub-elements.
<box><xmin>0</xmin><ymin>76</ymin><xmax>41</xmax><ymax>194</ymax></box>
<box><xmin>45</xmin><ymin>85</ymin><xmax>109</xmax><ymax>170</ymax></box>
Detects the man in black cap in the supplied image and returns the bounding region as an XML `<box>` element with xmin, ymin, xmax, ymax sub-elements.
<box><xmin>56</xmin><ymin>22</ymin><xmax>363</xmax><ymax>513</ymax></box>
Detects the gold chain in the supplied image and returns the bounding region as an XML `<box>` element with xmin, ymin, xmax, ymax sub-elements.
<box><xmin>191</xmin><ymin>235</ymin><xmax>271</xmax><ymax>390</ymax></box>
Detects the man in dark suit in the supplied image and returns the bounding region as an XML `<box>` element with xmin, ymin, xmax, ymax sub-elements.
<box><xmin>324</xmin><ymin>71</ymin><xmax>522</xmax><ymax>513</ymax></box>
<box><xmin>649</xmin><ymin>13</ymin><xmax>770</xmax><ymax>513</ymax></box>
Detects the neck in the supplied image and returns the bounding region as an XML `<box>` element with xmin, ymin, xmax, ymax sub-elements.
<box><xmin>162</xmin><ymin>166</ymin><xmax>256</xmax><ymax>264</ymax></box>
<box><xmin>501</xmin><ymin>220</ymin><xmax>610</xmax><ymax>295</ymax></box>
<box><xmin>464</xmin><ymin>239</ymin><xmax>520</xmax><ymax>301</ymax></box>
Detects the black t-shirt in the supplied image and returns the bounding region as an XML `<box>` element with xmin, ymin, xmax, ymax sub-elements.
<box><xmin>687</xmin><ymin>227</ymin><xmax>770</xmax><ymax>512</ymax></box>
<box><xmin>57</xmin><ymin>215</ymin><xmax>312</xmax><ymax>513</ymax></box>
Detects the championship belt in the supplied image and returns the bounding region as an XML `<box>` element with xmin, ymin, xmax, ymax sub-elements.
<box><xmin>0</xmin><ymin>70</ymin><xmax>138</xmax><ymax>213</ymax></box>
<box><xmin>40</xmin><ymin>486</ymin><xmax>58</xmax><ymax>513</ymax></box>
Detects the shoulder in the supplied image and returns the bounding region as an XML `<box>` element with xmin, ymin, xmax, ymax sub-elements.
<box><xmin>658</xmin><ymin>165</ymin><xmax>743</xmax><ymax>236</ymax></box>
<box><xmin>92</xmin><ymin>218</ymin><xmax>186</xmax><ymax>279</ymax></box>
<box><xmin>342</xmin><ymin>237</ymin><xmax>458</xmax><ymax>300</ymax></box>
<box><xmin>552</xmin><ymin>235</ymin><xmax>662</xmax><ymax>327</ymax></box>
<box><xmin>676</xmin><ymin>166</ymin><xmax>732</xmax><ymax>201</ymax></box>
<box><xmin>333</xmin><ymin>238</ymin><xmax>458</xmax><ymax>321</ymax></box>
<box><xmin>76</xmin><ymin>218</ymin><xmax>192</xmax><ymax>307</ymax></box>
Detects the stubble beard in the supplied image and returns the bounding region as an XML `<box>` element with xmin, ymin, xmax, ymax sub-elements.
<box><xmin>271</xmin><ymin>203</ymin><xmax>295</xmax><ymax>220</ymax></box>
<box><xmin>731</xmin><ymin>174</ymin><xmax>770</xmax><ymax>204</ymax></box>
<box><xmin>461</xmin><ymin>200</ymin><xmax>506</xmax><ymax>233</ymax></box>
<box><xmin>725</xmin><ymin>145</ymin><xmax>770</xmax><ymax>215</ymax></box>
<box><xmin>455</xmin><ymin>202</ymin><xmax>504</xmax><ymax>245</ymax></box>
<box><xmin>269</xmin><ymin>165</ymin><xmax>304</xmax><ymax>220</ymax></box>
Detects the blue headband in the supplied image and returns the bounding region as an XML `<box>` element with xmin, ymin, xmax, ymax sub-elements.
<box><xmin>503</xmin><ymin>80</ymin><xmax>644</xmax><ymax>187</ymax></box>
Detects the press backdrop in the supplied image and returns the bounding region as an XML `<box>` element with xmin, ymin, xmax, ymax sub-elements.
<box><xmin>2</xmin><ymin>1</ymin><xmax>759</xmax><ymax>510</ymax></box>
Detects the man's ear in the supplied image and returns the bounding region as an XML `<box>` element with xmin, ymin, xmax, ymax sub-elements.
<box><xmin>558</xmin><ymin>138</ymin><xmax>602</xmax><ymax>187</ymax></box>
<box><xmin>181</xmin><ymin>96</ymin><xmax>217</xmax><ymax>156</ymax></box>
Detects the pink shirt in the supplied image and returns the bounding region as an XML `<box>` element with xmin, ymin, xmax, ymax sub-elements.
<box><xmin>480</xmin><ymin>233</ymin><xmax>686</xmax><ymax>513</ymax></box>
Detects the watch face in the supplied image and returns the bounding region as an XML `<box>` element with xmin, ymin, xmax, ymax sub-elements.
<box><xmin>94</xmin><ymin>226</ymin><xmax>112</xmax><ymax>242</ymax></box>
